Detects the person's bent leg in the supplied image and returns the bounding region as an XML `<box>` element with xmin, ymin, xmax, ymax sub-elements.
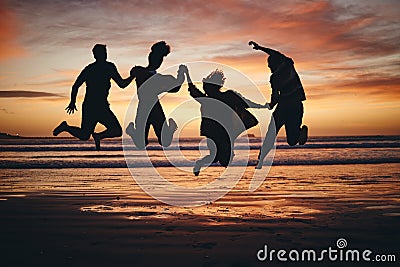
<box><xmin>256</xmin><ymin>112</ymin><xmax>282</xmax><ymax>169</ymax></box>
<box><xmin>151</xmin><ymin>102</ymin><xmax>176</xmax><ymax>147</ymax></box>
<box><xmin>53</xmin><ymin>121</ymin><xmax>93</xmax><ymax>141</ymax></box>
<box><xmin>193</xmin><ymin>138</ymin><xmax>217</xmax><ymax>176</ymax></box>
<box><xmin>53</xmin><ymin>121</ymin><xmax>68</xmax><ymax>136</ymax></box>
<box><xmin>93</xmin><ymin>126</ymin><xmax>122</xmax><ymax>151</ymax></box>
<box><xmin>95</xmin><ymin>125</ymin><xmax>122</xmax><ymax>139</ymax></box>
<box><xmin>298</xmin><ymin>125</ymin><xmax>308</xmax><ymax>145</ymax></box>
<box><xmin>62</xmin><ymin>103</ymin><xmax>97</xmax><ymax>141</ymax></box>
<box><xmin>66</xmin><ymin>125</ymin><xmax>92</xmax><ymax>140</ymax></box>
<box><xmin>285</xmin><ymin>101</ymin><xmax>304</xmax><ymax>146</ymax></box>
<box><xmin>126</xmin><ymin>121</ymin><xmax>135</xmax><ymax>138</ymax></box>
<box><xmin>217</xmin><ymin>136</ymin><xmax>233</xmax><ymax>167</ymax></box>
<box><xmin>127</xmin><ymin>119</ymin><xmax>149</xmax><ymax>150</ymax></box>
<box><xmin>160</xmin><ymin>118</ymin><xmax>177</xmax><ymax>147</ymax></box>
<box><xmin>94</xmin><ymin>108</ymin><xmax>122</xmax><ymax>151</ymax></box>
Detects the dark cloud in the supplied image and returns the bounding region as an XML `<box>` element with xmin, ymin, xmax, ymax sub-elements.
<box><xmin>0</xmin><ymin>90</ymin><xmax>62</xmax><ymax>98</ymax></box>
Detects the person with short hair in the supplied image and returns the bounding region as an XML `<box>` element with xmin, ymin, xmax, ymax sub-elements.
<box><xmin>53</xmin><ymin>44</ymin><xmax>133</xmax><ymax>150</ymax></box>
<box><xmin>249</xmin><ymin>41</ymin><xmax>308</xmax><ymax>169</ymax></box>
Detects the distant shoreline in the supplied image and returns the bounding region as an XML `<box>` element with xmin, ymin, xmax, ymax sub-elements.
<box><xmin>0</xmin><ymin>133</ymin><xmax>23</xmax><ymax>139</ymax></box>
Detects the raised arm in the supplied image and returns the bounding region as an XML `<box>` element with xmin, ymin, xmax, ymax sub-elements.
<box><xmin>249</xmin><ymin>41</ymin><xmax>290</xmax><ymax>73</ymax></box>
<box><xmin>185</xmin><ymin>65</ymin><xmax>193</xmax><ymax>84</ymax></box>
<box><xmin>168</xmin><ymin>64</ymin><xmax>186</xmax><ymax>93</ymax></box>
<box><xmin>248</xmin><ymin>41</ymin><xmax>284</xmax><ymax>57</ymax></box>
<box><xmin>111</xmin><ymin>64</ymin><xmax>134</xmax><ymax>89</ymax></box>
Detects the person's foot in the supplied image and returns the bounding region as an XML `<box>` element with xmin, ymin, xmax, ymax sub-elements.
<box><xmin>159</xmin><ymin>118</ymin><xmax>178</xmax><ymax>148</ymax></box>
<box><xmin>53</xmin><ymin>121</ymin><xmax>67</xmax><ymax>136</ymax></box>
<box><xmin>255</xmin><ymin>153</ymin><xmax>263</xmax><ymax>169</ymax></box>
<box><xmin>298</xmin><ymin>125</ymin><xmax>308</xmax><ymax>145</ymax></box>
<box><xmin>168</xmin><ymin>118</ymin><xmax>178</xmax><ymax>133</ymax></box>
<box><xmin>255</xmin><ymin>159</ymin><xmax>263</xmax><ymax>169</ymax></box>
<box><xmin>193</xmin><ymin>161</ymin><xmax>201</xmax><ymax>176</ymax></box>
<box><xmin>126</xmin><ymin>122</ymin><xmax>135</xmax><ymax>137</ymax></box>
<box><xmin>93</xmin><ymin>133</ymin><xmax>101</xmax><ymax>151</ymax></box>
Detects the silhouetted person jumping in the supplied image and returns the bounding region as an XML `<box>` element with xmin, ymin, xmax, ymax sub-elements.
<box><xmin>126</xmin><ymin>41</ymin><xmax>185</xmax><ymax>149</ymax></box>
<box><xmin>249</xmin><ymin>41</ymin><xmax>308</xmax><ymax>169</ymax></box>
<box><xmin>185</xmin><ymin>68</ymin><xmax>267</xmax><ymax>176</ymax></box>
<box><xmin>53</xmin><ymin>44</ymin><xmax>133</xmax><ymax>150</ymax></box>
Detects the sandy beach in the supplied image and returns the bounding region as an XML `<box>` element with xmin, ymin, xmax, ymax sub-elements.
<box><xmin>1</xmin><ymin>164</ymin><xmax>399</xmax><ymax>267</ymax></box>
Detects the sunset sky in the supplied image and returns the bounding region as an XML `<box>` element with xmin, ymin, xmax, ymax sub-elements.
<box><xmin>0</xmin><ymin>0</ymin><xmax>399</xmax><ymax>137</ymax></box>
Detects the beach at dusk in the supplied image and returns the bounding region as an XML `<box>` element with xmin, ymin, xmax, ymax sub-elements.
<box><xmin>1</xmin><ymin>0</ymin><xmax>400</xmax><ymax>266</ymax></box>
<box><xmin>1</xmin><ymin>137</ymin><xmax>399</xmax><ymax>266</ymax></box>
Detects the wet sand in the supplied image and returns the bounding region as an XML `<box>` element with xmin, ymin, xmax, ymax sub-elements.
<box><xmin>1</xmin><ymin>164</ymin><xmax>399</xmax><ymax>266</ymax></box>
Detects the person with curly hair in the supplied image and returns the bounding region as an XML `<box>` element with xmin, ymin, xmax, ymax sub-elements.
<box><xmin>184</xmin><ymin>68</ymin><xmax>268</xmax><ymax>176</ymax></box>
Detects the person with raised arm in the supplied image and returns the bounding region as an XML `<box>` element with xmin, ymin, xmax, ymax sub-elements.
<box><xmin>53</xmin><ymin>44</ymin><xmax>133</xmax><ymax>151</ymax></box>
<box><xmin>249</xmin><ymin>41</ymin><xmax>308</xmax><ymax>169</ymax></box>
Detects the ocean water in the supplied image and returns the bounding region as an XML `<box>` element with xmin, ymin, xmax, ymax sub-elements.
<box><xmin>0</xmin><ymin>136</ymin><xmax>399</xmax><ymax>211</ymax></box>
<box><xmin>0</xmin><ymin>136</ymin><xmax>399</xmax><ymax>169</ymax></box>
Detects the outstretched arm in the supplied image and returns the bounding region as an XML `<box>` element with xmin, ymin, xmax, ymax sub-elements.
<box><xmin>248</xmin><ymin>41</ymin><xmax>283</xmax><ymax>57</ymax></box>
<box><xmin>111</xmin><ymin>64</ymin><xmax>134</xmax><ymax>88</ymax></box>
<box><xmin>246</xmin><ymin>98</ymin><xmax>271</xmax><ymax>109</ymax></box>
<box><xmin>249</xmin><ymin>41</ymin><xmax>289</xmax><ymax>73</ymax></box>
<box><xmin>234</xmin><ymin>91</ymin><xmax>271</xmax><ymax>110</ymax></box>
<box><xmin>66</xmin><ymin>70</ymin><xmax>86</xmax><ymax>114</ymax></box>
